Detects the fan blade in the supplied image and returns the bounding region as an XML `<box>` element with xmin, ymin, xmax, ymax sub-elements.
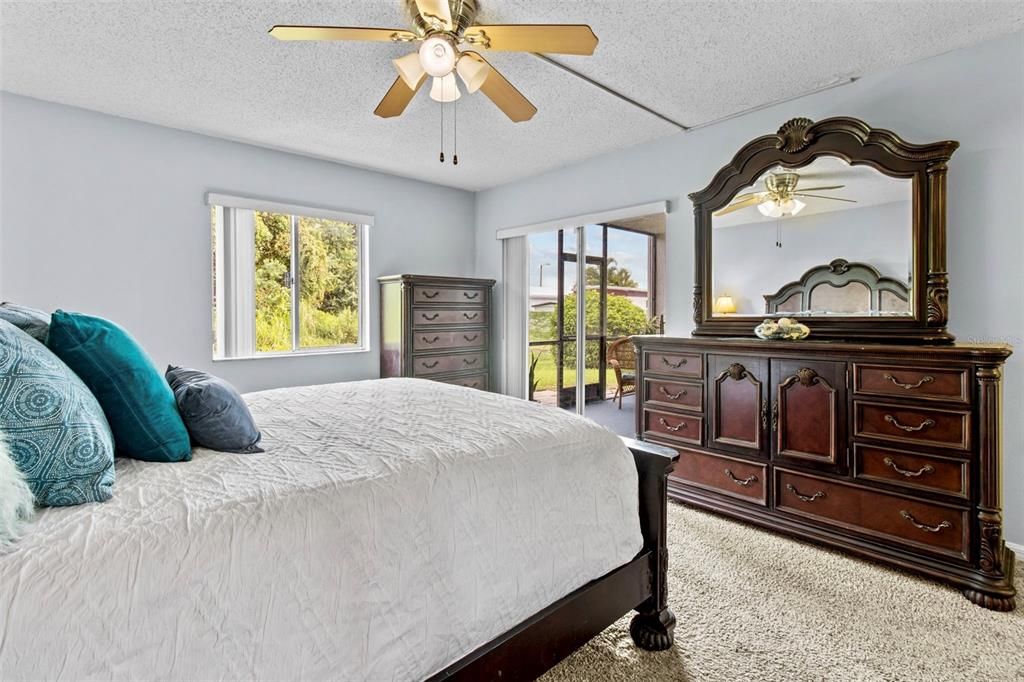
<box><xmin>793</xmin><ymin>193</ymin><xmax>857</xmax><ymax>203</ymax></box>
<box><xmin>374</xmin><ymin>74</ymin><xmax>427</xmax><ymax>118</ymax></box>
<box><xmin>414</xmin><ymin>0</ymin><xmax>453</xmax><ymax>30</ymax></box>
<box><xmin>269</xmin><ymin>25</ymin><xmax>417</xmax><ymax>42</ymax></box>
<box><xmin>714</xmin><ymin>195</ymin><xmax>763</xmax><ymax>216</ymax></box>
<box><xmin>795</xmin><ymin>184</ymin><xmax>845</xmax><ymax>192</ymax></box>
<box><xmin>464</xmin><ymin>52</ymin><xmax>537</xmax><ymax>122</ymax></box>
<box><xmin>465</xmin><ymin>25</ymin><xmax>599</xmax><ymax>55</ymax></box>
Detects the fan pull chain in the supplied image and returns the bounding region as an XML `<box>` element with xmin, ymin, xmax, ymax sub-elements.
<box><xmin>453</xmin><ymin>92</ymin><xmax>459</xmax><ymax>165</ymax></box>
<box><xmin>439</xmin><ymin>86</ymin><xmax>445</xmax><ymax>164</ymax></box>
<box><xmin>776</xmin><ymin>218</ymin><xmax>782</xmax><ymax>248</ymax></box>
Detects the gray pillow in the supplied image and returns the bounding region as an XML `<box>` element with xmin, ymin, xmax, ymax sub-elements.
<box><xmin>166</xmin><ymin>366</ymin><xmax>264</xmax><ymax>454</ymax></box>
<box><xmin>0</xmin><ymin>303</ymin><xmax>50</xmax><ymax>343</ymax></box>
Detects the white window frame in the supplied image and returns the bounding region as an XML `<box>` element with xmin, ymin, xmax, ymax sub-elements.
<box><xmin>208</xmin><ymin>193</ymin><xmax>372</xmax><ymax>361</ymax></box>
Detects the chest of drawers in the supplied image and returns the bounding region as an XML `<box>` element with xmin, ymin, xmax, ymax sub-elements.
<box><xmin>379</xmin><ymin>275</ymin><xmax>494</xmax><ymax>390</ymax></box>
<box><xmin>633</xmin><ymin>335</ymin><xmax>1015</xmax><ymax>610</ymax></box>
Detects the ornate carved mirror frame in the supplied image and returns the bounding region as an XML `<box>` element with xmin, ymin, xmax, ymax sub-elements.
<box><xmin>689</xmin><ymin>116</ymin><xmax>959</xmax><ymax>343</ymax></box>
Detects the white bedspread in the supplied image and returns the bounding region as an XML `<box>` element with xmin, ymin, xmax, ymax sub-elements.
<box><xmin>0</xmin><ymin>378</ymin><xmax>642</xmax><ymax>681</ymax></box>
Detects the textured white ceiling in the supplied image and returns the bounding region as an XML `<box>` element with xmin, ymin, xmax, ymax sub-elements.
<box><xmin>2</xmin><ymin>1</ymin><xmax>1022</xmax><ymax>191</ymax></box>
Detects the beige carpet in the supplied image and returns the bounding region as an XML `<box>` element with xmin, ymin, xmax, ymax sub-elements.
<box><xmin>543</xmin><ymin>501</ymin><xmax>1024</xmax><ymax>681</ymax></box>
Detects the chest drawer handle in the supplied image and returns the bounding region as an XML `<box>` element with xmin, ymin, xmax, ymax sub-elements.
<box><xmin>884</xmin><ymin>374</ymin><xmax>935</xmax><ymax>390</ymax></box>
<box><xmin>463</xmin><ymin>357</ymin><xmax>479</xmax><ymax>366</ymax></box>
<box><xmin>658</xmin><ymin>417</ymin><xmax>687</xmax><ymax>432</ymax></box>
<box><xmin>421</xmin><ymin>313</ymin><xmax>440</xmax><ymax>321</ymax></box>
<box><xmin>463</xmin><ymin>334</ymin><xmax>479</xmax><ymax>342</ymax></box>
<box><xmin>463</xmin><ymin>312</ymin><xmax>479</xmax><ymax>320</ymax></box>
<box><xmin>884</xmin><ymin>415</ymin><xmax>936</xmax><ymax>432</ymax></box>
<box><xmin>883</xmin><ymin>457</ymin><xmax>935</xmax><ymax>478</ymax></box>
<box><xmin>463</xmin><ymin>291</ymin><xmax>480</xmax><ymax>300</ymax></box>
<box><xmin>422</xmin><ymin>360</ymin><xmax>440</xmax><ymax>369</ymax></box>
<box><xmin>658</xmin><ymin>386</ymin><xmax>687</xmax><ymax>400</ymax></box>
<box><xmin>786</xmin><ymin>484</ymin><xmax>825</xmax><ymax>503</ymax></box>
<box><xmin>724</xmin><ymin>469</ymin><xmax>758</xmax><ymax>487</ymax></box>
<box><xmin>661</xmin><ymin>357</ymin><xmax>687</xmax><ymax>369</ymax></box>
<box><xmin>900</xmin><ymin>510</ymin><xmax>952</xmax><ymax>533</ymax></box>
<box><xmin>421</xmin><ymin>336</ymin><xmax>440</xmax><ymax>344</ymax></box>
<box><xmin>422</xmin><ymin>291</ymin><xmax>439</xmax><ymax>299</ymax></box>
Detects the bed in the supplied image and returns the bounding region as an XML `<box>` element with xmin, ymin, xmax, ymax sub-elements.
<box><xmin>0</xmin><ymin>378</ymin><xmax>677</xmax><ymax>681</ymax></box>
<box><xmin>763</xmin><ymin>258</ymin><xmax>911</xmax><ymax>316</ymax></box>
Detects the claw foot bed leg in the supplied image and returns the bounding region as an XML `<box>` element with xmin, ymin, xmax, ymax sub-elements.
<box><xmin>630</xmin><ymin>607</ymin><xmax>676</xmax><ymax>651</ymax></box>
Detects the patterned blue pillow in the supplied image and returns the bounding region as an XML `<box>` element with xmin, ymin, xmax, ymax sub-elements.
<box><xmin>0</xmin><ymin>320</ymin><xmax>115</xmax><ymax>506</ymax></box>
<box><xmin>0</xmin><ymin>302</ymin><xmax>50</xmax><ymax>343</ymax></box>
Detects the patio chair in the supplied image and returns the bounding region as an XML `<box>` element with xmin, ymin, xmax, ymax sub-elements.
<box><xmin>607</xmin><ymin>337</ymin><xmax>637</xmax><ymax>409</ymax></box>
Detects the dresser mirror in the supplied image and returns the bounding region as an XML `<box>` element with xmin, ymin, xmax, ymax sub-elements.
<box><xmin>711</xmin><ymin>157</ymin><xmax>913</xmax><ymax>317</ymax></box>
<box><xmin>690</xmin><ymin>117</ymin><xmax>958</xmax><ymax>343</ymax></box>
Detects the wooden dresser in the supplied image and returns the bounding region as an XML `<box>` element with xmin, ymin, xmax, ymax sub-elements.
<box><xmin>633</xmin><ymin>336</ymin><xmax>1015</xmax><ymax>609</ymax></box>
<box><xmin>379</xmin><ymin>275</ymin><xmax>494</xmax><ymax>390</ymax></box>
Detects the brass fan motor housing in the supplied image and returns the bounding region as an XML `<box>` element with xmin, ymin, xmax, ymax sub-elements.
<box><xmin>764</xmin><ymin>172</ymin><xmax>799</xmax><ymax>199</ymax></box>
<box><xmin>406</xmin><ymin>0</ymin><xmax>481</xmax><ymax>37</ymax></box>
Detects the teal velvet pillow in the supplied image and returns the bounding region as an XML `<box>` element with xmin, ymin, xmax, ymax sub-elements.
<box><xmin>47</xmin><ymin>311</ymin><xmax>192</xmax><ymax>463</ymax></box>
<box><xmin>0</xmin><ymin>320</ymin><xmax>115</xmax><ymax>506</ymax></box>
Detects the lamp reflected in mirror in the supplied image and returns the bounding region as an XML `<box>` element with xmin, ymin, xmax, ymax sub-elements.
<box><xmin>714</xmin><ymin>296</ymin><xmax>737</xmax><ymax>314</ymax></box>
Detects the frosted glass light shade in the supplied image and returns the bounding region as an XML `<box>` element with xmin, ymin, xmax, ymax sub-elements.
<box><xmin>456</xmin><ymin>54</ymin><xmax>490</xmax><ymax>93</ymax></box>
<box><xmin>758</xmin><ymin>198</ymin><xmax>806</xmax><ymax>218</ymax></box>
<box><xmin>393</xmin><ymin>52</ymin><xmax>425</xmax><ymax>89</ymax></box>
<box><xmin>419</xmin><ymin>36</ymin><xmax>456</xmax><ymax>77</ymax></box>
<box><xmin>429</xmin><ymin>73</ymin><xmax>461</xmax><ymax>102</ymax></box>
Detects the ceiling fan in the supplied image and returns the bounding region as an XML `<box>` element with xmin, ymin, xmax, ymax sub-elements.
<box><xmin>269</xmin><ymin>0</ymin><xmax>599</xmax><ymax>124</ymax></box>
<box><xmin>714</xmin><ymin>171</ymin><xmax>855</xmax><ymax>218</ymax></box>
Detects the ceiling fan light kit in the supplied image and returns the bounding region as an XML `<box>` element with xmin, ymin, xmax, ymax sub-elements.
<box><xmin>269</xmin><ymin>0</ymin><xmax>598</xmax><ymax>162</ymax></box>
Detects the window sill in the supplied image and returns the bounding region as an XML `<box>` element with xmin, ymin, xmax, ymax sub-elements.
<box><xmin>213</xmin><ymin>346</ymin><xmax>370</xmax><ymax>362</ymax></box>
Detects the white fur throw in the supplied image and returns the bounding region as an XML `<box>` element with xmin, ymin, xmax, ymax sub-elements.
<box><xmin>0</xmin><ymin>433</ymin><xmax>35</xmax><ymax>549</ymax></box>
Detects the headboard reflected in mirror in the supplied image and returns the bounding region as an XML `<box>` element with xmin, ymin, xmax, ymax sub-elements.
<box><xmin>763</xmin><ymin>258</ymin><xmax>910</xmax><ymax>316</ymax></box>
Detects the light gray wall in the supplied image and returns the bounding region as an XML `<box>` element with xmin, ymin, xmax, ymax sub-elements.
<box><xmin>475</xmin><ymin>33</ymin><xmax>1024</xmax><ymax>543</ymax></box>
<box><xmin>713</xmin><ymin>201</ymin><xmax>913</xmax><ymax>314</ymax></box>
<box><xmin>0</xmin><ymin>92</ymin><xmax>477</xmax><ymax>393</ymax></box>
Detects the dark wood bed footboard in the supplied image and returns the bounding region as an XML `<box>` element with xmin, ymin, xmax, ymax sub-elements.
<box><xmin>427</xmin><ymin>437</ymin><xmax>679</xmax><ymax>681</ymax></box>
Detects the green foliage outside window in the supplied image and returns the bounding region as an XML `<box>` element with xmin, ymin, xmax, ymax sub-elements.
<box><xmin>254</xmin><ymin>211</ymin><xmax>360</xmax><ymax>352</ymax></box>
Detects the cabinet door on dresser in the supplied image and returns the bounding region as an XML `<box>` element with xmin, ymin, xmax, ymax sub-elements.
<box><xmin>708</xmin><ymin>355</ymin><xmax>769</xmax><ymax>457</ymax></box>
<box><xmin>770</xmin><ymin>360</ymin><xmax>848</xmax><ymax>473</ymax></box>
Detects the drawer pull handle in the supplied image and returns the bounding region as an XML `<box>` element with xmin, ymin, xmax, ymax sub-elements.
<box><xmin>883</xmin><ymin>457</ymin><xmax>935</xmax><ymax>478</ymax></box>
<box><xmin>662</xmin><ymin>357</ymin><xmax>688</xmax><ymax>369</ymax></box>
<box><xmin>724</xmin><ymin>469</ymin><xmax>758</xmax><ymax>487</ymax></box>
<box><xmin>463</xmin><ymin>357</ymin><xmax>478</xmax><ymax>366</ymax></box>
<box><xmin>421</xmin><ymin>336</ymin><xmax>440</xmax><ymax>344</ymax></box>
<box><xmin>422</xmin><ymin>360</ymin><xmax>440</xmax><ymax>369</ymax></box>
<box><xmin>658</xmin><ymin>386</ymin><xmax>687</xmax><ymax>400</ymax></box>
<box><xmin>658</xmin><ymin>417</ymin><xmax>687</xmax><ymax>432</ymax></box>
<box><xmin>884</xmin><ymin>415</ymin><xmax>936</xmax><ymax>432</ymax></box>
<box><xmin>421</xmin><ymin>313</ymin><xmax>440</xmax><ymax>321</ymax></box>
<box><xmin>900</xmin><ymin>510</ymin><xmax>951</xmax><ymax>533</ymax></box>
<box><xmin>422</xmin><ymin>291</ymin><xmax>439</xmax><ymax>299</ymax></box>
<box><xmin>786</xmin><ymin>484</ymin><xmax>825</xmax><ymax>503</ymax></box>
<box><xmin>463</xmin><ymin>291</ymin><xmax>480</xmax><ymax>300</ymax></box>
<box><xmin>463</xmin><ymin>312</ymin><xmax>479</xmax><ymax>320</ymax></box>
<box><xmin>884</xmin><ymin>374</ymin><xmax>935</xmax><ymax>390</ymax></box>
<box><xmin>463</xmin><ymin>334</ymin><xmax>479</xmax><ymax>342</ymax></box>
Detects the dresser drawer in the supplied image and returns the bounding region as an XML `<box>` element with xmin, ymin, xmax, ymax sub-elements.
<box><xmin>853</xmin><ymin>444</ymin><xmax>968</xmax><ymax>499</ymax></box>
<box><xmin>644</xmin><ymin>379</ymin><xmax>703</xmax><ymax>412</ymax></box>
<box><xmin>412</xmin><ymin>307</ymin><xmax>488</xmax><ymax>327</ymax></box>
<box><xmin>671</xmin><ymin>448</ymin><xmax>767</xmax><ymax>505</ymax></box>
<box><xmin>412</xmin><ymin>352</ymin><xmax>486</xmax><ymax>376</ymax></box>
<box><xmin>853</xmin><ymin>364</ymin><xmax>970</xmax><ymax>404</ymax></box>
<box><xmin>643</xmin><ymin>409</ymin><xmax>702</xmax><ymax>446</ymax></box>
<box><xmin>436</xmin><ymin>372</ymin><xmax>488</xmax><ymax>391</ymax></box>
<box><xmin>413</xmin><ymin>329</ymin><xmax>487</xmax><ymax>352</ymax></box>
<box><xmin>775</xmin><ymin>469</ymin><xmax>968</xmax><ymax>560</ymax></box>
<box><xmin>854</xmin><ymin>401</ymin><xmax>970</xmax><ymax>452</ymax></box>
<box><xmin>644</xmin><ymin>351</ymin><xmax>702</xmax><ymax>378</ymax></box>
<box><xmin>413</xmin><ymin>285</ymin><xmax>487</xmax><ymax>305</ymax></box>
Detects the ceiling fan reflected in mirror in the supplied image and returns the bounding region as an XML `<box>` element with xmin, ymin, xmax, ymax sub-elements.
<box><xmin>714</xmin><ymin>170</ymin><xmax>856</xmax><ymax>218</ymax></box>
<box><xmin>269</xmin><ymin>0</ymin><xmax>598</xmax><ymax>125</ymax></box>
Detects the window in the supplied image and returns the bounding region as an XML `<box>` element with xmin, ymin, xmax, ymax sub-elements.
<box><xmin>210</xmin><ymin>194</ymin><xmax>370</xmax><ymax>359</ymax></box>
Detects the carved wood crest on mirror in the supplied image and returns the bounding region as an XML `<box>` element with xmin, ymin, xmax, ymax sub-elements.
<box><xmin>689</xmin><ymin>116</ymin><xmax>958</xmax><ymax>343</ymax></box>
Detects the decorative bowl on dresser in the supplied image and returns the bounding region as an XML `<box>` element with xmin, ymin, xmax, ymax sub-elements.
<box><xmin>379</xmin><ymin>275</ymin><xmax>495</xmax><ymax>390</ymax></box>
<box><xmin>635</xmin><ymin>116</ymin><xmax>1015</xmax><ymax>610</ymax></box>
